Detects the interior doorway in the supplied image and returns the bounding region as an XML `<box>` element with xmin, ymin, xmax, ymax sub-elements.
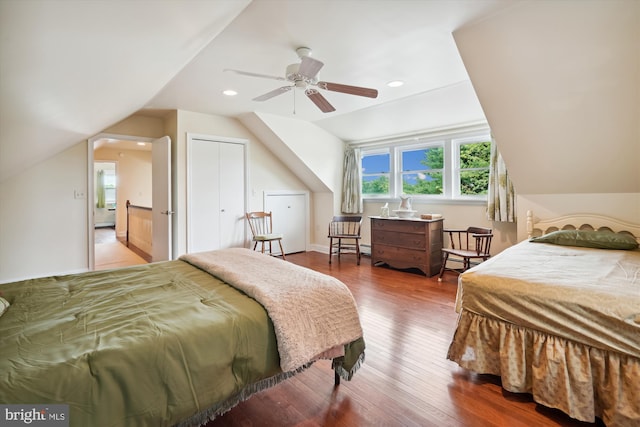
<box><xmin>93</xmin><ymin>160</ymin><xmax>136</xmax><ymax>270</ymax></box>
<box><xmin>87</xmin><ymin>134</ymin><xmax>172</xmax><ymax>270</ymax></box>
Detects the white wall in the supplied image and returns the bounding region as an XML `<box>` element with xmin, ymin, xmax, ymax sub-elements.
<box><xmin>0</xmin><ymin>110</ymin><xmax>309</xmax><ymax>282</ymax></box>
<box><xmin>0</xmin><ymin>143</ymin><xmax>89</xmax><ymax>282</ymax></box>
<box><xmin>452</xmin><ymin>1</ymin><xmax>640</xmax><ymax>244</ymax></box>
<box><xmin>173</xmin><ymin>110</ymin><xmax>309</xmax><ymax>257</ymax></box>
<box><xmin>0</xmin><ymin>114</ymin><xmax>166</xmax><ymax>282</ymax></box>
<box><xmin>454</xmin><ymin>0</ymin><xmax>640</xmax><ymax>196</ymax></box>
<box><xmin>240</xmin><ymin>112</ymin><xmax>345</xmax><ymax>246</ymax></box>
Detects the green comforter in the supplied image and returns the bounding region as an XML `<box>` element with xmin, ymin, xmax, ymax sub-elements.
<box><xmin>0</xmin><ymin>260</ymin><xmax>283</xmax><ymax>426</ymax></box>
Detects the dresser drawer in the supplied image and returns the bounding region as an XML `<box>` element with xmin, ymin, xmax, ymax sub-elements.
<box><xmin>371</xmin><ymin>218</ymin><xmax>426</xmax><ymax>234</ymax></box>
<box><xmin>372</xmin><ymin>244</ymin><xmax>426</xmax><ymax>266</ymax></box>
<box><xmin>372</xmin><ymin>230</ymin><xmax>426</xmax><ymax>249</ymax></box>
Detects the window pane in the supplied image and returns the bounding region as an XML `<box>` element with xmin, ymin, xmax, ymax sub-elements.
<box><xmin>362</xmin><ymin>153</ymin><xmax>390</xmax><ymax>174</ymax></box>
<box><xmin>105</xmin><ymin>188</ymin><xmax>117</xmax><ymax>204</ymax></box>
<box><xmin>362</xmin><ymin>175</ymin><xmax>389</xmax><ymax>194</ymax></box>
<box><xmin>460</xmin><ymin>170</ymin><xmax>489</xmax><ymax>195</ymax></box>
<box><xmin>402</xmin><ymin>147</ymin><xmax>443</xmax><ymax>171</ymax></box>
<box><xmin>103</xmin><ymin>170</ymin><xmax>117</xmax><ymax>204</ymax></box>
<box><xmin>458</xmin><ymin>140</ymin><xmax>490</xmax><ymax>196</ymax></box>
<box><xmin>460</xmin><ymin>141</ymin><xmax>490</xmax><ymax>168</ymax></box>
<box><xmin>402</xmin><ymin>171</ymin><xmax>443</xmax><ymax>195</ymax></box>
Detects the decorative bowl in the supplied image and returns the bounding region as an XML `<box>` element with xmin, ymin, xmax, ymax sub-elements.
<box><xmin>392</xmin><ymin>209</ymin><xmax>417</xmax><ymax>219</ymax></box>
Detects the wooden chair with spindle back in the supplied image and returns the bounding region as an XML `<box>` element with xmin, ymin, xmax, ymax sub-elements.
<box><xmin>245</xmin><ymin>211</ymin><xmax>286</xmax><ymax>260</ymax></box>
<box><xmin>438</xmin><ymin>226</ymin><xmax>492</xmax><ymax>281</ymax></box>
<box><xmin>328</xmin><ymin>216</ymin><xmax>363</xmax><ymax>265</ymax></box>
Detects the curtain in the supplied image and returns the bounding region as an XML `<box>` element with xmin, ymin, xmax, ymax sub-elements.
<box><xmin>487</xmin><ymin>137</ymin><xmax>516</xmax><ymax>222</ymax></box>
<box><xmin>341</xmin><ymin>147</ymin><xmax>363</xmax><ymax>214</ymax></box>
<box><xmin>96</xmin><ymin>170</ymin><xmax>106</xmax><ymax>209</ymax></box>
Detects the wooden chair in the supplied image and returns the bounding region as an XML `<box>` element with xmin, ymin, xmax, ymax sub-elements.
<box><xmin>245</xmin><ymin>211</ymin><xmax>286</xmax><ymax>260</ymax></box>
<box><xmin>328</xmin><ymin>216</ymin><xmax>362</xmax><ymax>265</ymax></box>
<box><xmin>438</xmin><ymin>226</ymin><xmax>492</xmax><ymax>281</ymax></box>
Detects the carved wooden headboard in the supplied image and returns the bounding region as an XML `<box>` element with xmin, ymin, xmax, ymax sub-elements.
<box><xmin>526</xmin><ymin>210</ymin><xmax>640</xmax><ymax>242</ymax></box>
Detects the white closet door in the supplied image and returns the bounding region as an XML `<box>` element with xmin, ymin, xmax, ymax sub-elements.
<box><xmin>265</xmin><ymin>192</ymin><xmax>307</xmax><ymax>254</ymax></box>
<box><xmin>188</xmin><ymin>140</ymin><xmax>221</xmax><ymax>253</ymax></box>
<box><xmin>218</xmin><ymin>142</ymin><xmax>245</xmax><ymax>248</ymax></box>
<box><xmin>187</xmin><ymin>136</ymin><xmax>246</xmax><ymax>254</ymax></box>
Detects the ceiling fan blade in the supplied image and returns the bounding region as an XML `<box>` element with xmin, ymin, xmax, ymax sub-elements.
<box><xmin>305</xmin><ymin>88</ymin><xmax>335</xmax><ymax>113</ymax></box>
<box><xmin>317</xmin><ymin>81</ymin><xmax>378</xmax><ymax>98</ymax></box>
<box><xmin>224</xmin><ymin>68</ymin><xmax>286</xmax><ymax>82</ymax></box>
<box><xmin>253</xmin><ymin>86</ymin><xmax>292</xmax><ymax>102</ymax></box>
<box><xmin>298</xmin><ymin>57</ymin><xmax>324</xmax><ymax>79</ymax></box>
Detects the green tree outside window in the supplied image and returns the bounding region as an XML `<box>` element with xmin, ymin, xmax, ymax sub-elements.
<box><xmin>459</xmin><ymin>141</ymin><xmax>490</xmax><ymax>195</ymax></box>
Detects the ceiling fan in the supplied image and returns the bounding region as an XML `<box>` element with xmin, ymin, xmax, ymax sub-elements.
<box><xmin>224</xmin><ymin>47</ymin><xmax>378</xmax><ymax>113</ymax></box>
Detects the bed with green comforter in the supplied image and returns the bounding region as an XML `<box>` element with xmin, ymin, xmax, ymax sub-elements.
<box><xmin>0</xmin><ymin>249</ymin><xmax>365</xmax><ymax>426</ymax></box>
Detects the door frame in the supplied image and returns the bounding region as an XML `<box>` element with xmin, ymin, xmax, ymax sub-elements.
<box><xmin>87</xmin><ymin>133</ymin><xmax>163</xmax><ymax>270</ymax></box>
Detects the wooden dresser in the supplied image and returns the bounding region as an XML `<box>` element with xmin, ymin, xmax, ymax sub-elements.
<box><xmin>370</xmin><ymin>216</ymin><xmax>444</xmax><ymax>276</ymax></box>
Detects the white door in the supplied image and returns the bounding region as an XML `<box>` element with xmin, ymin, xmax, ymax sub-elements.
<box><xmin>187</xmin><ymin>136</ymin><xmax>246</xmax><ymax>253</ymax></box>
<box><xmin>152</xmin><ymin>136</ymin><xmax>172</xmax><ymax>262</ymax></box>
<box><xmin>188</xmin><ymin>140</ymin><xmax>221</xmax><ymax>253</ymax></box>
<box><xmin>218</xmin><ymin>142</ymin><xmax>245</xmax><ymax>248</ymax></box>
<box><xmin>265</xmin><ymin>192</ymin><xmax>308</xmax><ymax>254</ymax></box>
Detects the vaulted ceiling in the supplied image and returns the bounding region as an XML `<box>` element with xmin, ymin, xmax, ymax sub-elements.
<box><xmin>3</xmin><ymin>0</ymin><xmax>636</xmax><ymax>197</ymax></box>
<box><xmin>0</xmin><ymin>0</ymin><xmax>516</xmax><ymax>182</ymax></box>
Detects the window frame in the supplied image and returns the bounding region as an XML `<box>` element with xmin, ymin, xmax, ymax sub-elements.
<box><xmin>452</xmin><ymin>136</ymin><xmax>492</xmax><ymax>201</ymax></box>
<box><xmin>360</xmin><ymin>147</ymin><xmax>392</xmax><ymax>199</ymax></box>
<box><xmin>397</xmin><ymin>141</ymin><xmax>445</xmax><ymax>197</ymax></box>
<box><xmin>103</xmin><ymin>169</ymin><xmax>117</xmax><ymax>205</ymax></box>
<box><xmin>358</xmin><ymin>127</ymin><xmax>491</xmax><ymax>204</ymax></box>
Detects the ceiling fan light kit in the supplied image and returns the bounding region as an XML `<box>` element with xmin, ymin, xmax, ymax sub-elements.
<box><xmin>225</xmin><ymin>47</ymin><xmax>378</xmax><ymax>113</ymax></box>
<box><xmin>295</xmin><ymin>46</ymin><xmax>313</xmax><ymax>58</ymax></box>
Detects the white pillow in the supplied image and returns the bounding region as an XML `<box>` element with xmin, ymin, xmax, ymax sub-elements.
<box><xmin>0</xmin><ymin>296</ymin><xmax>9</xmax><ymax>318</ymax></box>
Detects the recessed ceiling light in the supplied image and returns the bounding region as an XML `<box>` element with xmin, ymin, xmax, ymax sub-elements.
<box><xmin>137</xmin><ymin>142</ymin><xmax>146</xmax><ymax>146</ymax></box>
<box><xmin>387</xmin><ymin>80</ymin><xmax>404</xmax><ymax>88</ymax></box>
<box><xmin>223</xmin><ymin>89</ymin><xmax>238</xmax><ymax>96</ymax></box>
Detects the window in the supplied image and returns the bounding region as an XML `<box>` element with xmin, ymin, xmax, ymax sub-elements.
<box><xmin>95</xmin><ymin>162</ymin><xmax>117</xmax><ymax>208</ymax></box>
<box><xmin>401</xmin><ymin>145</ymin><xmax>444</xmax><ymax>195</ymax></box>
<box><xmin>361</xmin><ymin>149</ymin><xmax>390</xmax><ymax>196</ymax></box>
<box><xmin>103</xmin><ymin>169</ymin><xmax>117</xmax><ymax>204</ymax></box>
<box><xmin>456</xmin><ymin>139</ymin><xmax>491</xmax><ymax>197</ymax></box>
<box><xmin>359</xmin><ymin>130</ymin><xmax>491</xmax><ymax>201</ymax></box>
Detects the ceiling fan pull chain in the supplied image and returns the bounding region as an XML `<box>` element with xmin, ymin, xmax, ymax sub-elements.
<box><xmin>293</xmin><ymin>87</ymin><xmax>296</xmax><ymax>115</ymax></box>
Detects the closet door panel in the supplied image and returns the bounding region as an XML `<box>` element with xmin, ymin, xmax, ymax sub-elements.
<box><xmin>218</xmin><ymin>142</ymin><xmax>246</xmax><ymax>249</ymax></box>
<box><xmin>188</xmin><ymin>140</ymin><xmax>221</xmax><ymax>253</ymax></box>
<box><xmin>265</xmin><ymin>192</ymin><xmax>307</xmax><ymax>254</ymax></box>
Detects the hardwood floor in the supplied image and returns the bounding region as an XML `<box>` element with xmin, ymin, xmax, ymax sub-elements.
<box><xmin>205</xmin><ymin>251</ymin><xmax>601</xmax><ymax>427</ymax></box>
<box><xmin>94</xmin><ymin>227</ymin><xmax>149</xmax><ymax>270</ymax></box>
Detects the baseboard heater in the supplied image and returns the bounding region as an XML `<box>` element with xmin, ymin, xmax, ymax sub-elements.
<box><xmin>360</xmin><ymin>244</ymin><xmax>371</xmax><ymax>257</ymax></box>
